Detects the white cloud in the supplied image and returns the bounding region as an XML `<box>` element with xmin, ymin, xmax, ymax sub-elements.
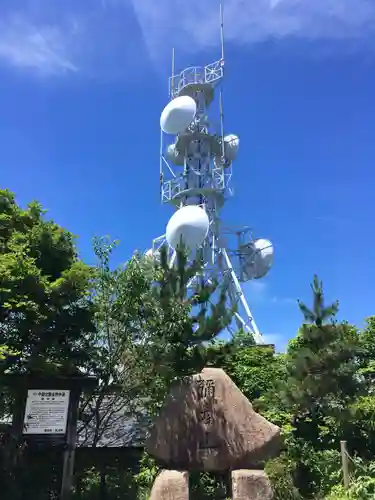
<box><xmin>0</xmin><ymin>0</ymin><xmax>374</xmax><ymax>77</ymax></box>
<box><xmin>131</xmin><ymin>0</ymin><xmax>375</xmax><ymax>61</ymax></box>
<box><xmin>0</xmin><ymin>18</ymin><xmax>77</xmax><ymax>75</ymax></box>
<box><xmin>0</xmin><ymin>11</ymin><xmax>81</xmax><ymax>74</ymax></box>
<box><xmin>0</xmin><ymin>1</ymin><xmax>146</xmax><ymax>77</ymax></box>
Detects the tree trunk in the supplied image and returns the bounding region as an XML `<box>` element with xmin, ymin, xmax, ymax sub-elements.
<box><xmin>100</xmin><ymin>466</ymin><xmax>107</xmax><ymax>500</ymax></box>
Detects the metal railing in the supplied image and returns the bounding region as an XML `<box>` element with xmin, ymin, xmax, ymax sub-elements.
<box><xmin>169</xmin><ymin>59</ymin><xmax>224</xmax><ymax>98</ymax></box>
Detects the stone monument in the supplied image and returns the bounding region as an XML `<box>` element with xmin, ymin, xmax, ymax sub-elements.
<box><xmin>146</xmin><ymin>368</ymin><xmax>280</xmax><ymax>499</ymax></box>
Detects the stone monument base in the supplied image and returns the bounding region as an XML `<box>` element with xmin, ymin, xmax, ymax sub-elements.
<box><xmin>232</xmin><ymin>469</ymin><xmax>273</xmax><ymax>500</ymax></box>
<box><xmin>149</xmin><ymin>470</ymin><xmax>189</xmax><ymax>500</ymax></box>
<box><xmin>148</xmin><ymin>468</ymin><xmax>274</xmax><ymax>499</ymax></box>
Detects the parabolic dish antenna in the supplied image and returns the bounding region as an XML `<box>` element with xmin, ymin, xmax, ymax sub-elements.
<box><xmin>166</xmin><ymin>205</ymin><xmax>209</xmax><ymax>250</ymax></box>
<box><xmin>166</xmin><ymin>143</ymin><xmax>184</xmax><ymax>166</ymax></box>
<box><xmin>213</xmin><ymin>133</ymin><xmax>239</xmax><ymax>168</ymax></box>
<box><xmin>240</xmin><ymin>238</ymin><xmax>274</xmax><ymax>280</ymax></box>
<box><xmin>223</xmin><ymin>134</ymin><xmax>239</xmax><ymax>161</ymax></box>
<box><xmin>160</xmin><ymin>96</ymin><xmax>197</xmax><ymax>135</ymax></box>
<box><xmin>144</xmin><ymin>248</ymin><xmax>160</xmax><ymax>262</ymax></box>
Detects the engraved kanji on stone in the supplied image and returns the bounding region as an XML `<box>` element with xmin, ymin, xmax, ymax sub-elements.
<box><xmin>200</xmin><ymin>409</ymin><xmax>213</xmax><ymax>425</ymax></box>
<box><xmin>198</xmin><ymin>431</ymin><xmax>220</xmax><ymax>451</ymax></box>
<box><xmin>205</xmin><ymin>379</ymin><xmax>215</xmax><ymax>398</ymax></box>
<box><xmin>197</xmin><ymin>378</ymin><xmax>215</xmax><ymax>399</ymax></box>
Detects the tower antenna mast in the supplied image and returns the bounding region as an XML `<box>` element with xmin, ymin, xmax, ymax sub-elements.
<box><xmin>147</xmin><ymin>5</ymin><xmax>274</xmax><ymax>343</ymax></box>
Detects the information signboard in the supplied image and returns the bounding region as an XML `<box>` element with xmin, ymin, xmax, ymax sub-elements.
<box><xmin>23</xmin><ymin>390</ymin><xmax>70</xmax><ymax>435</ymax></box>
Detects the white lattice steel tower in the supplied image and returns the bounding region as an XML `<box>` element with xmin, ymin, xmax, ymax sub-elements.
<box><xmin>146</xmin><ymin>6</ymin><xmax>274</xmax><ymax>344</ymax></box>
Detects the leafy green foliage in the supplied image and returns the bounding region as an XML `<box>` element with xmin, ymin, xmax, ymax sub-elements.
<box><xmin>0</xmin><ymin>344</ymin><xmax>18</xmax><ymax>362</ymax></box>
<box><xmin>259</xmin><ymin>275</ymin><xmax>367</xmax><ymax>499</ymax></box>
<box><xmin>134</xmin><ymin>243</ymin><xmax>234</xmax><ymax>413</ymax></box>
<box><xmin>89</xmin><ymin>236</ymin><xmax>153</xmax><ymax>388</ymax></box>
<box><xmin>282</xmin><ymin>276</ymin><xmax>361</xmax><ymax>448</ymax></box>
<box><xmin>73</xmin><ymin>466</ymin><xmax>138</xmax><ymax>500</ymax></box>
<box><xmin>357</xmin><ymin>316</ymin><xmax>375</xmax><ymax>387</ymax></box>
<box><xmin>222</xmin><ymin>344</ymin><xmax>286</xmax><ymax>402</ymax></box>
<box><xmin>189</xmin><ymin>471</ymin><xmax>230</xmax><ymax>499</ymax></box>
<box><xmin>265</xmin><ymin>454</ymin><xmax>302</xmax><ymax>500</ymax></box>
<box><xmin>0</xmin><ymin>190</ymin><xmax>100</xmax><ymax>499</ymax></box>
<box><xmin>148</xmin><ymin>244</ymin><xmax>233</xmax><ymax>376</ymax></box>
<box><xmin>133</xmin><ymin>452</ymin><xmax>159</xmax><ymax>497</ymax></box>
<box><xmin>77</xmin><ymin>237</ymin><xmax>158</xmax><ymax>449</ymax></box>
<box><xmin>0</xmin><ymin>189</ymin><xmax>96</xmax><ymax>375</ymax></box>
<box><xmin>296</xmin><ymin>274</ymin><xmax>339</xmax><ymax>328</ymax></box>
<box><xmin>325</xmin><ymin>459</ymin><xmax>375</xmax><ymax>499</ymax></box>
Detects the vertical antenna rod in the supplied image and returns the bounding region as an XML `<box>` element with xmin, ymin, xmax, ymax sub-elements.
<box><xmin>171</xmin><ymin>47</ymin><xmax>175</xmax><ymax>98</ymax></box>
<box><xmin>219</xmin><ymin>5</ymin><xmax>226</xmax><ymax>159</ymax></box>
<box><xmin>220</xmin><ymin>4</ymin><xmax>225</xmax><ymax>62</ymax></box>
<box><xmin>219</xmin><ymin>91</ymin><xmax>225</xmax><ymax>159</ymax></box>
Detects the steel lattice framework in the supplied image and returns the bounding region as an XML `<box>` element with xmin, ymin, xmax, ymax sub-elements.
<box><xmin>148</xmin><ymin>7</ymin><xmax>268</xmax><ymax>344</ymax></box>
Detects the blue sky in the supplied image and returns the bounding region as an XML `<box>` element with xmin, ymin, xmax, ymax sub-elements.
<box><xmin>1</xmin><ymin>0</ymin><xmax>375</xmax><ymax>351</ymax></box>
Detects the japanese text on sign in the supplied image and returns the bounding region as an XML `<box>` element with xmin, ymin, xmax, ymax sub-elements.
<box><xmin>23</xmin><ymin>390</ymin><xmax>70</xmax><ymax>435</ymax></box>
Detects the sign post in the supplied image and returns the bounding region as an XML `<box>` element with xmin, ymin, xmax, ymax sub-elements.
<box><xmin>21</xmin><ymin>388</ymin><xmax>79</xmax><ymax>500</ymax></box>
<box><xmin>60</xmin><ymin>389</ymin><xmax>80</xmax><ymax>500</ymax></box>
<box><xmin>23</xmin><ymin>390</ymin><xmax>70</xmax><ymax>435</ymax></box>
<box><xmin>4</xmin><ymin>374</ymin><xmax>97</xmax><ymax>500</ymax></box>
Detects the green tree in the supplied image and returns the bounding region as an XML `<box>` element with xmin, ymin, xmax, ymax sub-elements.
<box><xmin>357</xmin><ymin>316</ymin><xmax>375</xmax><ymax>388</ymax></box>
<box><xmin>284</xmin><ymin>275</ymin><xmax>360</xmax><ymax>438</ymax></box>
<box><xmin>228</xmin><ymin>328</ymin><xmax>256</xmax><ymax>348</ymax></box>
<box><xmin>0</xmin><ymin>190</ymin><xmax>99</xmax><ymax>500</ymax></box>
<box><xmin>279</xmin><ymin>275</ymin><xmax>361</xmax><ymax>497</ymax></box>
<box><xmin>0</xmin><ymin>189</ymin><xmax>96</xmax><ymax>375</ymax></box>
<box><xmin>141</xmin><ymin>243</ymin><xmax>234</xmax><ymax>411</ymax></box>
<box><xmin>343</xmin><ymin>316</ymin><xmax>375</xmax><ymax>459</ymax></box>
<box><xmin>77</xmin><ymin>237</ymin><xmax>152</xmax><ymax>450</ymax></box>
<box><xmin>220</xmin><ymin>343</ymin><xmax>286</xmax><ymax>403</ymax></box>
<box><xmin>296</xmin><ymin>274</ymin><xmax>339</xmax><ymax>328</ymax></box>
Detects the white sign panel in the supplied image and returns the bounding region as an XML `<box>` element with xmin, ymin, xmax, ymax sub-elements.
<box><xmin>23</xmin><ymin>390</ymin><xmax>70</xmax><ymax>435</ymax></box>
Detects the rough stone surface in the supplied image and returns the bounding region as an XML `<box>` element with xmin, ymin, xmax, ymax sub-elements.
<box><xmin>146</xmin><ymin>367</ymin><xmax>281</xmax><ymax>471</ymax></box>
<box><xmin>232</xmin><ymin>469</ymin><xmax>273</xmax><ymax>500</ymax></box>
<box><xmin>149</xmin><ymin>470</ymin><xmax>189</xmax><ymax>500</ymax></box>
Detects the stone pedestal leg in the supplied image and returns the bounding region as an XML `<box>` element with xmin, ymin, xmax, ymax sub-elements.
<box><xmin>231</xmin><ymin>469</ymin><xmax>273</xmax><ymax>500</ymax></box>
<box><xmin>149</xmin><ymin>470</ymin><xmax>189</xmax><ymax>500</ymax></box>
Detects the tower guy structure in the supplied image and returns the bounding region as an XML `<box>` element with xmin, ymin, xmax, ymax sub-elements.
<box><xmin>146</xmin><ymin>5</ymin><xmax>274</xmax><ymax>343</ymax></box>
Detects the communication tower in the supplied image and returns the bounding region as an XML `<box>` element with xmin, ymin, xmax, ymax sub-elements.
<box><xmin>146</xmin><ymin>5</ymin><xmax>274</xmax><ymax>343</ymax></box>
